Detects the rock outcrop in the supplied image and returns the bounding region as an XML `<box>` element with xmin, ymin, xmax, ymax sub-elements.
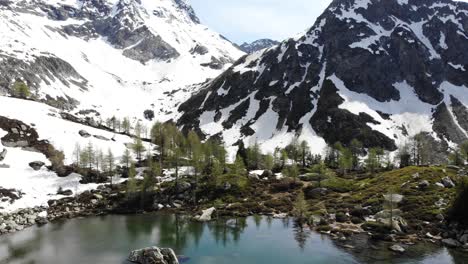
<box><xmin>128</xmin><ymin>246</ymin><xmax>179</xmax><ymax>264</ymax></box>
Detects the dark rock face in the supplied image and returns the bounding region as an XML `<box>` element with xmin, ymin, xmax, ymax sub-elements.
<box><xmin>178</xmin><ymin>0</ymin><xmax>468</xmax><ymax>150</ymax></box>
<box><xmin>0</xmin><ymin>55</ymin><xmax>87</xmax><ymax>109</ymax></box>
<box><xmin>239</xmin><ymin>39</ymin><xmax>280</xmax><ymax>54</ymax></box>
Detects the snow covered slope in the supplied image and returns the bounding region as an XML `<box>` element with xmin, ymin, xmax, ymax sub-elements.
<box><xmin>178</xmin><ymin>0</ymin><xmax>468</xmax><ymax>156</ymax></box>
<box><xmin>0</xmin><ymin>0</ymin><xmax>243</xmax><ymax>211</ymax></box>
<box><xmin>0</xmin><ymin>0</ymin><xmax>244</xmax><ymax>121</ymax></box>
<box><xmin>0</xmin><ymin>96</ymin><xmax>139</xmax><ymax>212</ymax></box>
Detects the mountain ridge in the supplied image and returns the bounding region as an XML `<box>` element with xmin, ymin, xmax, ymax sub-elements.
<box><xmin>178</xmin><ymin>0</ymin><xmax>468</xmax><ymax>158</ymax></box>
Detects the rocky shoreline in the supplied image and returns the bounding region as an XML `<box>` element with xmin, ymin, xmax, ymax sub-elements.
<box><xmin>2</xmin><ymin>186</ymin><xmax>468</xmax><ymax>255</ymax></box>
<box><xmin>2</xmin><ymin>164</ymin><xmax>468</xmax><ymax>258</ymax></box>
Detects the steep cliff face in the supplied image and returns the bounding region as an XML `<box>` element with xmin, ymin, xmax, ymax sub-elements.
<box><xmin>0</xmin><ymin>0</ymin><xmax>244</xmax><ymax>118</ymax></box>
<box><xmin>178</xmin><ymin>0</ymin><xmax>468</xmax><ymax>155</ymax></box>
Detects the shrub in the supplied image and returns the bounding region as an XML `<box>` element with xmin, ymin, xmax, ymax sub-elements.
<box><xmin>12</xmin><ymin>81</ymin><xmax>30</xmax><ymax>98</ymax></box>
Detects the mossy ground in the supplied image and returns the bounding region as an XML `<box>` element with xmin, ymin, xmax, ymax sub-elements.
<box><xmin>188</xmin><ymin>166</ymin><xmax>462</xmax><ymax>237</ymax></box>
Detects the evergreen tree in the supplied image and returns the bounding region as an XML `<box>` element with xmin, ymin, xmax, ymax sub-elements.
<box><xmin>96</xmin><ymin>149</ymin><xmax>104</xmax><ymax>173</ymax></box>
<box><xmin>73</xmin><ymin>143</ymin><xmax>81</xmax><ymax>167</ymax></box>
<box><xmin>121</xmin><ymin>148</ymin><xmax>132</xmax><ymax>168</ymax></box>
<box><xmin>264</xmin><ymin>153</ymin><xmax>274</xmax><ymax>171</ymax></box>
<box><xmin>365</xmin><ymin>148</ymin><xmax>380</xmax><ymax>175</ymax></box>
<box><xmin>350</xmin><ymin>139</ymin><xmax>363</xmax><ymax>169</ymax></box>
<box><xmin>105</xmin><ymin>149</ymin><xmax>115</xmax><ymax>186</ymax></box>
<box><xmin>284</xmin><ymin>164</ymin><xmax>299</xmax><ymax>181</ymax></box>
<box><xmin>280</xmin><ymin>149</ymin><xmax>288</xmax><ymax>170</ymax></box>
<box><xmin>293</xmin><ymin>191</ymin><xmax>308</xmax><ymax>224</ymax></box>
<box><xmin>460</xmin><ymin>141</ymin><xmax>468</xmax><ymax>164</ymax></box>
<box><xmin>398</xmin><ymin>143</ymin><xmax>412</xmax><ymax>168</ymax></box>
<box><xmin>449</xmin><ymin>148</ymin><xmax>464</xmax><ymax>166</ymax></box>
<box><xmin>338</xmin><ymin>147</ymin><xmax>353</xmax><ymax>175</ymax></box>
<box><xmin>233</xmin><ymin>154</ymin><xmax>247</xmax><ymax>175</ymax></box>
<box><xmin>12</xmin><ymin>81</ymin><xmax>30</xmax><ymax>98</ymax></box>
<box><xmin>151</xmin><ymin>122</ymin><xmax>167</xmax><ymax>174</ymax></box>
<box><xmin>299</xmin><ymin>140</ymin><xmax>310</xmax><ymax>168</ymax></box>
<box><xmin>80</xmin><ymin>142</ymin><xmax>95</xmax><ymax>171</ymax></box>
<box><xmin>127</xmin><ymin>163</ymin><xmax>137</xmax><ymax>199</ymax></box>
<box><xmin>122</xmin><ymin>117</ymin><xmax>131</xmax><ymax>134</ymax></box>
<box><xmin>132</xmin><ymin>136</ymin><xmax>145</xmax><ymax>161</ymax></box>
<box><xmin>247</xmin><ymin>141</ymin><xmax>261</xmax><ymax>169</ymax></box>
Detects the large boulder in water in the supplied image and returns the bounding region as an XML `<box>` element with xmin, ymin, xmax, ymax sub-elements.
<box><xmin>195</xmin><ymin>207</ymin><xmax>215</xmax><ymax>222</ymax></box>
<box><xmin>128</xmin><ymin>246</ymin><xmax>179</xmax><ymax>264</ymax></box>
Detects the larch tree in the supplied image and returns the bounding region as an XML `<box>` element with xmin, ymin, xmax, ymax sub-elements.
<box><xmin>299</xmin><ymin>140</ymin><xmax>310</xmax><ymax>168</ymax></box>
<box><xmin>105</xmin><ymin>148</ymin><xmax>115</xmax><ymax>186</ymax></box>
<box><xmin>121</xmin><ymin>148</ymin><xmax>132</xmax><ymax>168</ymax></box>
<box><xmin>12</xmin><ymin>81</ymin><xmax>30</xmax><ymax>99</ymax></box>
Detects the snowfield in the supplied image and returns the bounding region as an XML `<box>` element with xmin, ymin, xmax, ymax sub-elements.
<box><xmin>0</xmin><ymin>96</ymin><xmax>146</xmax><ymax>212</ymax></box>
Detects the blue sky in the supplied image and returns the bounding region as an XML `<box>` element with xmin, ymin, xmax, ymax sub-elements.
<box><xmin>190</xmin><ymin>0</ymin><xmax>332</xmax><ymax>44</ymax></box>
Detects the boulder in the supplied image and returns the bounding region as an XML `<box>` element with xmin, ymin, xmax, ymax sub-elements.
<box><xmin>29</xmin><ymin>161</ymin><xmax>45</xmax><ymax>171</ymax></box>
<box><xmin>57</xmin><ymin>189</ymin><xmax>73</xmax><ymax>196</ymax></box>
<box><xmin>441</xmin><ymin>177</ymin><xmax>455</xmax><ymax>188</ymax></box>
<box><xmin>0</xmin><ymin>148</ymin><xmax>7</xmax><ymax>161</ymax></box>
<box><xmin>273</xmin><ymin>213</ymin><xmax>288</xmax><ymax>219</ymax></box>
<box><xmin>195</xmin><ymin>207</ymin><xmax>215</xmax><ymax>222</ymax></box>
<box><xmin>128</xmin><ymin>246</ymin><xmax>179</xmax><ymax>264</ymax></box>
<box><xmin>175</xmin><ymin>182</ymin><xmax>191</xmax><ymax>194</ymax></box>
<box><xmin>418</xmin><ymin>180</ymin><xmax>430</xmax><ymax>189</ymax></box>
<box><xmin>78</xmin><ymin>130</ymin><xmax>91</xmax><ymax>138</ymax></box>
<box><xmin>305</xmin><ymin>188</ymin><xmax>328</xmax><ymax>199</ymax></box>
<box><xmin>389</xmin><ymin>244</ymin><xmax>405</xmax><ymax>253</ymax></box>
<box><xmin>442</xmin><ymin>238</ymin><xmax>462</xmax><ymax>248</ymax></box>
<box><xmin>248</xmin><ymin>173</ymin><xmax>260</xmax><ymax>180</ymax></box>
<box><xmin>261</xmin><ymin>170</ymin><xmax>273</xmax><ymax>179</ymax></box>
<box><xmin>459</xmin><ymin>234</ymin><xmax>468</xmax><ymax>244</ymax></box>
<box><xmin>446</xmin><ymin>165</ymin><xmax>461</xmax><ymax>171</ymax></box>
<box><xmin>93</xmin><ymin>135</ymin><xmax>110</xmax><ymax>141</ymax></box>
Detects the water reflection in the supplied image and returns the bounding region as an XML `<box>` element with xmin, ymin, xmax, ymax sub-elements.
<box><xmin>0</xmin><ymin>214</ymin><xmax>467</xmax><ymax>264</ymax></box>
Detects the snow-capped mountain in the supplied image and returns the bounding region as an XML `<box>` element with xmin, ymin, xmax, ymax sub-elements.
<box><xmin>239</xmin><ymin>39</ymin><xmax>280</xmax><ymax>54</ymax></box>
<box><xmin>0</xmin><ymin>0</ymin><xmax>244</xmax><ymax>211</ymax></box>
<box><xmin>0</xmin><ymin>0</ymin><xmax>244</xmax><ymax>119</ymax></box>
<box><xmin>178</xmin><ymin>0</ymin><xmax>468</xmax><ymax>156</ymax></box>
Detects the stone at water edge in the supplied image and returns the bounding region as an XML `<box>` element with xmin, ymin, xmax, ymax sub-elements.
<box><xmin>273</xmin><ymin>213</ymin><xmax>288</xmax><ymax>219</ymax></box>
<box><xmin>389</xmin><ymin>244</ymin><xmax>405</xmax><ymax>253</ymax></box>
<box><xmin>128</xmin><ymin>246</ymin><xmax>179</xmax><ymax>264</ymax></box>
<box><xmin>195</xmin><ymin>207</ymin><xmax>215</xmax><ymax>222</ymax></box>
<box><xmin>442</xmin><ymin>238</ymin><xmax>462</xmax><ymax>248</ymax></box>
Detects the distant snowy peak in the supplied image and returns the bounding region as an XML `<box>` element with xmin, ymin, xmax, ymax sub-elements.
<box><xmin>178</xmin><ymin>0</ymin><xmax>468</xmax><ymax>157</ymax></box>
<box><xmin>239</xmin><ymin>39</ymin><xmax>280</xmax><ymax>54</ymax></box>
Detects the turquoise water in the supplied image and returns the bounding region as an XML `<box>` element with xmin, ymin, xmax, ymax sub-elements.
<box><xmin>0</xmin><ymin>214</ymin><xmax>465</xmax><ymax>264</ymax></box>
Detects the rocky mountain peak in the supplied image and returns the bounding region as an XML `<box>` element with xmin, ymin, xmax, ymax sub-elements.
<box><xmin>178</xmin><ymin>0</ymin><xmax>468</xmax><ymax>157</ymax></box>
<box><xmin>239</xmin><ymin>39</ymin><xmax>280</xmax><ymax>54</ymax></box>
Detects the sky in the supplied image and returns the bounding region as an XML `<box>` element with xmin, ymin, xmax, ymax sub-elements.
<box><xmin>190</xmin><ymin>0</ymin><xmax>332</xmax><ymax>44</ymax></box>
<box><xmin>190</xmin><ymin>0</ymin><xmax>468</xmax><ymax>44</ymax></box>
